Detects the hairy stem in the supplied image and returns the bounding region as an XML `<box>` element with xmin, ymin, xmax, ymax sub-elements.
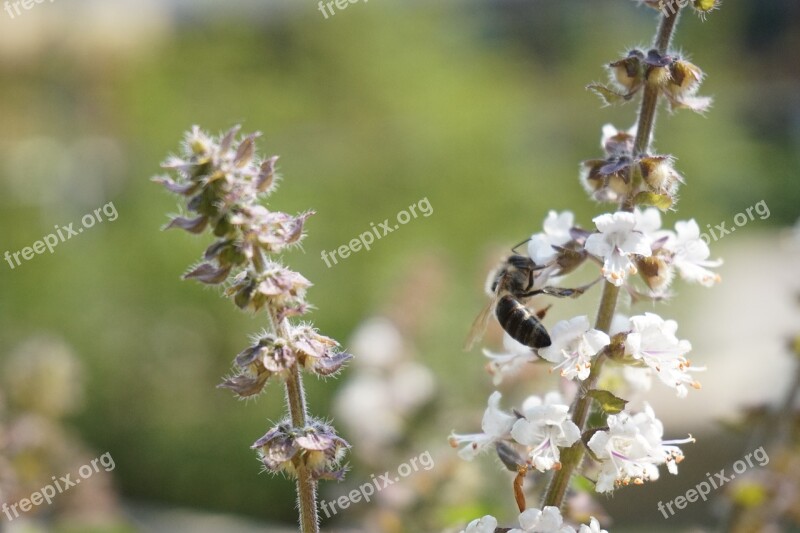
<box><xmin>633</xmin><ymin>1</ymin><xmax>683</xmax><ymax>157</ymax></box>
<box><xmin>541</xmin><ymin>2</ymin><xmax>683</xmax><ymax>510</ymax></box>
<box><xmin>265</xmin><ymin>289</ymin><xmax>318</xmax><ymax>533</ymax></box>
<box><xmin>285</xmin><ymin>363</ymin><xmax>319</xmax><ymax>533</ymax></box>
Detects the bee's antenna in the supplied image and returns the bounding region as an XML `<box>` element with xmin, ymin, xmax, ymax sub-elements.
<box><xmin>511</xmin><ymin>238</ymin><xmax>531</xmax><ymax>255</ymax></box>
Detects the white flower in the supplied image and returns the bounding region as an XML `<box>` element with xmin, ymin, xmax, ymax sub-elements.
<box><xmin>633</xmin><ymin>207</ymin><xmax>676</xmax><ymax>245</ymax></box>
<box><xmin>483</xmin><ymin>333</ymin><xmax>538</xmax><ymax>386</ymax></box>
<box><xmin>528</xmin><ymin>211</ymin><xmax>575</xmax><ymax>265</ymax></box>
<box><xmin>509</xmin><ymin>506</ymin><xmax>576</xmax><ymax>533</ymax></box>
<box><xmin>585</xmin><ymin>212</ymin><xmax>652</xmax><ymax>286</ymax></box>
<box><xmin>462</xmin><ymin>515</ymin><xmax>498</xmax><ymax>533</ymax></box>
<box><xmin>510</xmin><ymin>392</ymin><xmax>580</xmax><ymax>472</ymax></box>
<box><xmin>633</xmin><ymin>207</ymin><xmax>664</xmax><ymax>239</ymax></box>
<box><xmin>665</xmin><ymin>219</ymin><xmax>722</xmax><ymax>286</ymax></box>
<box><xmin>450</xmin><ymin>392</ymin><xmax>516</xmax><ymax>460</ymax></box>
<box><xmin>578</xmin><ymin>517</ymin><xmax>608</xmax><ymax>533</ymax></box>
<box><xmin>539</xmin><ymin>316</ymin><xmax>610</xmax><ymax>381</ymax></box>
<box><xmin>587</xmin><ymin>404</ymin><xmax>693</xmax><ymax>493</ymax></box>
<box><xmin>609</xmin><ymin>313</ymin><xmax>630</xmax><ymax>336</ymax></box>
<box><xmin>622</xmin><ymin>366</ymin><xmax>653</xmax><ymax>393</ymax></box>
<box><xmin>625</xmin><ymin>313</ymin><xmax>701</xmax><ymax>397</ymax></box>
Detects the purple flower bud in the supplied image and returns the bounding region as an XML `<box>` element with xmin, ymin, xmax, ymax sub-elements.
<box><xmin>251</xmin><ymin>419</ymin><xmax>349</xmax><ymax>478</ymax></box>
<box><xmin>165</xmin><ymin>215</ymin><xmax>209</xmax><ymax>234</ymax></box>
<box><xmin>183</xmin><ymin>263</ymin><xmax>232</xmax><ymax>285</ymax></box>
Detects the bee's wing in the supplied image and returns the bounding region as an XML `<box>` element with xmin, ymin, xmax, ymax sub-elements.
<box><xmin>464</xmin><ymin>295</ymin><xmax>498</xmax><ymax>351</ymax></box>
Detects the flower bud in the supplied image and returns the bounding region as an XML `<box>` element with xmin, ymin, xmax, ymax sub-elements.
<box><xmin>220</xmin><ymin>334</ymin><xmax>295</xmax><ymax>397</ymax></box>
<box><xmin>186</xmin><ymin>125</ymin><xmax>213</xmax><ymax>156</ymax></box>
<box><xmin>225</xmin><ymin>265</ymin><xmax>311</xmax><ymax>314</ymax></box>
<box><xmin>662</xmin><ymin>58</ymin><xmax>712</xmax><ymax>113</ymax></box>
<box><xmin>257</xmin><ymin>156</ymin><xmax>279</xmax><ymax>193</ymax></box>
<box><xmin>639</xmin><ymin>155</ymin><xmax>682</xmax><ymax>195</ymax></box>
<box><xmin>234</xmin><ymin>133</ymin><xmax>260</xmax><ymax>168</ymax></box>
<box><xmin>165</xmin><ymin>215</ymin><xmax>208</xmax><ymax>234</ymax></box>
<box><xmin>601</xmin><ymin>124</ymin><xmax>635</xmax><ymax>156</ymax></box>
<box><xmin>666</xmin><ymin>59</ymin><xmax>704</xmax><ymax>98</ymax></box>
<box><xmin>580</xmin><ymin>157</ymin><xmax>633</xmax><ymax>202</ymax></box>
<box><xmin>610</xmin><ymin>50</ymin><xmax>645</xmax><ymax>93</ymax></box>
<box><xmin>693</xmin><ymin>0</ymin><xmax>720</xmax><ymax>16</ymax></box>
<box><xmin>644</xmin><ymin>49</ymin><xmax>673</xmax><ymax>87</ymax></box>
<box><xmin>290</xmin><ymin>325</ymin><xmax>353</xmax><ymax>377</ymax></box>
<box><xmin>217</xmin><ymin>372</ymin><xmax>269</xmax><ymax>398</ymax></box>
<box><xmin>252</xmin><ymin>419</ymin><xmax>349</xmax><ymax>479</ymax></box>
<box><xmin>636</xmin><ymin>255</ymin><xmax>674</xmax><ymax>292</ymax></box>
<box><xmin>605</xmin><ymin>333</ymin><xmax>627</xmax><ymax>361</ymax></box>
<box><xmin>183</xmin><ymin>262</ymin><xmax>232</xmax><ymax>285</ymax></box>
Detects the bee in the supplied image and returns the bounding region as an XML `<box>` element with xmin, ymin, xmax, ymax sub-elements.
<box><xmin>466</xmin><ymin>252</ymin><xmax>591</xmax><ymax>351</ymax></box>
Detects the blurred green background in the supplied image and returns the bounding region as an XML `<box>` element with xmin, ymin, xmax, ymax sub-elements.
<box><xmin>1</xmin><ymin>0</ymin><xmax>799</xmax><ymax>531</ymax></box>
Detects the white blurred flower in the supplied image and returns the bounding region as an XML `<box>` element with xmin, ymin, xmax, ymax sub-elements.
<box><xmin>585</xmin><ymin>212</ymin><xmax>651</xmax><ymax>286</ymax></box>
<box><xmin>334</xmin><ymin>375</ymin><xmax>403</xmax><ymax>448</ymax></box>
<box><xmin>451</xmin><ymin>392</ymin><xmax>516</xmax><ymax>460</ymax></box>
<box><xmin>587</xmin><ymin>404</ymin><xmax>693</xmax><ymax>493</ymax></box>
<box><xmin>665</xmin><ymin>219</ymin><xmax>722</xmax><ymax>286</ymax></box>
<box><xmin>528</xmin><ymin>211</ymin><xmax>575</xmax><ymax>265</ymax></box>
<box><xmin>389</xmin><ymin>361</ymin><xmax>436</xmax><ymax>413</ymax></box>
<box><xmin>349</xmin><ymin>317</ymin><xmax>404</xmax><ymax>368</ymax></box>
<box><xmin>539</xmin><ymin>316</ymin><xmax>610</xmax><ymax>381</ymax></box>
<box><xmin>625</xmin><ymin>313</ymin><xmax>701</xmax><ymax>397</ymax></box>
<box><xmin>510</xmin><ymin>392</ymin><xmax>580</xmax><ymax>472</ymax></box>
<box><xmin>578</xmin><ymin>517</ymin><xmax>608</xmax><ymax>533</ymax></box>
<box><xmin>333</xmin><ymin>318</ymin><xmax>435</xmax><ymax>458</ymax></box>
<box><xmin>462</xmin><ymin>515</ymin><xmax>498</xmax><ymax>533</ymax></box>
<box><xmin>483</xmin><ymin>333</ymin><xmax>537</xmax><ymax>386</ymax></box>
<box><xmin>509</xmin><ymin>506</ymin><xmax>576</xmax><ymax>533</ymax></box>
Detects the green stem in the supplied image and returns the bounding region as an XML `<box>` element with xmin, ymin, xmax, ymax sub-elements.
<box><xmin>541</xmin><ymin>1</ymin><xmax>683</xmax><ymax>510</ymax></box>
<box><xmin>542</xmin><ymin>281</ymin><xmax>620</xmax><ymax>508</ymax></box>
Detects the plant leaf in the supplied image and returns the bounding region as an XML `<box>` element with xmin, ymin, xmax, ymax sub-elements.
<box><xmin>586</xmin><ymin>389</ymin><xmax>628</xmax><ymax>414</ymax></box>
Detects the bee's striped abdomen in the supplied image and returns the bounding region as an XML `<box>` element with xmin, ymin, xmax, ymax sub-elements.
<box><xmin>495</xmin><ymin>295</ymin><xmax>551</xmax><ymax>348</ymax></box>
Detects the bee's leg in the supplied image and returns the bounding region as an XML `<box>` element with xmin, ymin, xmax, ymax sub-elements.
<box><xmin>539</xmin><ymin>276</ymin><xmax>603</xmax><ymax>299</ymax></box>
<box><xmin>525</xmin><ymin>267</ymin><xmax>536</xmax><ymax>292</ymax></box>
<box><xmin>541</xmin><ymin>286</ymin><xmax>583</xmax><ymax>298</ymax></box>
<box><xmin>518</xmin><ymin>288</ymin><xmax>544</xmax><ymax>298</ymax></box>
